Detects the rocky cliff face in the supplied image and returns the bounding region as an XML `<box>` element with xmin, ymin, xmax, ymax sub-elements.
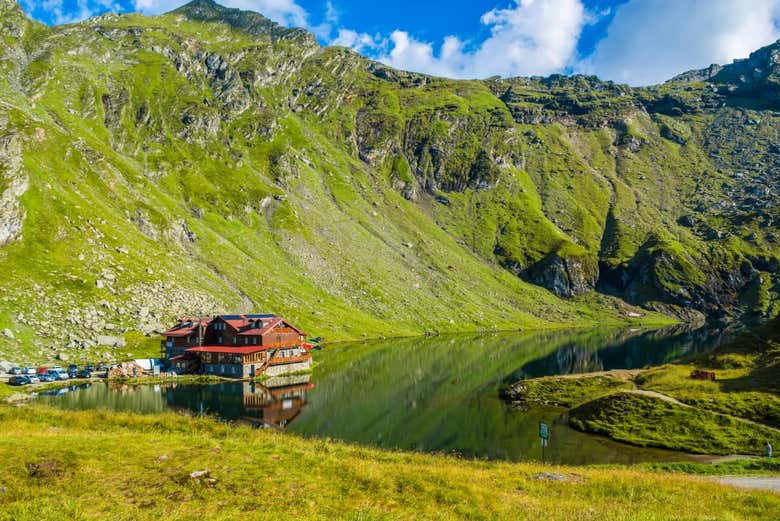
<box><xmin>0</xmin><ymin>0</ymin><xmax>778</xmax><ymax>360</ymax></box>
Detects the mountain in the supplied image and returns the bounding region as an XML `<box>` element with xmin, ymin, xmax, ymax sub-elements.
<box><xmin>0</xmin><ymin>0</ymin><xmax>777</xmax><ymax>360</ymax></box>
<box><xmin>670</xmin><ymin>39</ymin><xmax>780</xmax><ymax>104</ymax></box>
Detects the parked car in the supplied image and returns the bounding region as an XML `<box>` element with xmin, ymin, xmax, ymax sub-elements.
<box><xmin>97</xmin><ymin>363</ymin><xmax>107</xmax><ymax>371</ymax></box>
<box><xmin>86</xmin><ymin>365</ymin><xmax>95</xmax><ymax>372</ymax></box>
<box><xmin>8</xmin><ymin>376</ymin><xmax>30</xmax><ymax>385</ymax></box>
<box><xmin>77</xmin><ymin>370</ymin><xmax>92</xmax><ymax>379</ymax></box>
<box><xmin>39</xmin><ymin>373</ymin><xmax>56</xmax><ymax>382</ymax></box>
<box><xmin>9</xmin><ymin>367</ymin><xmax>22</xmax><ymax>375</ymax></box>
<box><xmin>27</xmin><ymin>375</ymin><xmax>40</xmax><ymax>384</ymax></box>
<box><xmin>52</xmin><ymin>371</ymin><xmax>69</xmax><ymax>381</ymax></box>
<box><xmin>50</xmin><ymin>365</ymin><xmax>64</xmax><ymax>372</ymax></box>
<box><xmin>37</xmin><ymin>367</ymin><xmax>50</xmax><ymax>375</ymax></box>
<box><xmin>23</xmin><ymin>367</ymin><xmax>37</xmax><ymax>375</ymax></box>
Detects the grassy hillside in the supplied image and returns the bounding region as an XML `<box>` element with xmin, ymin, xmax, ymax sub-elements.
<box><xmin>0</xmin><ymin>405</ymin><xmax>777</xmax><ymax>520</ymax></box>
<box><xmin>636</xmin><ymin>315</ymin><xmax>780</xmax><ymax>427</ymax></box>
<box><xmin>0</xmin><ymin>0</ymin><xmax>778</xmax><ymax>361</ymax></box>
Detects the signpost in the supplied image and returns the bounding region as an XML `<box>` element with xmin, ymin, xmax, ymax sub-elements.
<box><xmin>539</xmin><ymin>421</ymin><xmax>549</xmax><ymax>463</ymax></box>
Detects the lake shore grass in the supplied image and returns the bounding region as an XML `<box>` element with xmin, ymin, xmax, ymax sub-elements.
<box><xmin>0</xmin><ymin>404</ymin><xmax>776</xmax><ymax>521</ymax></box>
<box><xmin>503</xmin><ymin>317</ymin><xmax>780</xmax><ymax>456</ymax></box>
<box><xmin>568</xmin><ymin>392</ymin><xmax>780</xmax><ymax>455</ymax></box>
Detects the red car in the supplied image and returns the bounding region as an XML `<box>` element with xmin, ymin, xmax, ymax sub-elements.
<box><xmin>36</xmin><ymin>366</ymin><xmax>50</xmax><ymax>375</ymax></box>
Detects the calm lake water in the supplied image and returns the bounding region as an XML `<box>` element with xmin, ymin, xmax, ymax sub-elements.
<box><xmin>38</xmin><ymin>324</ymin><xmax>728</xmax><ymax>465</ymax></box>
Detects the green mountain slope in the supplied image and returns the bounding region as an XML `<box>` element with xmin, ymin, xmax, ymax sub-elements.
<box><xmin>0</xmin><ymin>0</ymin><xmax>777</xmax><ymax>360</ymax></box>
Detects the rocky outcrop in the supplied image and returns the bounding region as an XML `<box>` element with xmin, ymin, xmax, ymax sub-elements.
<box><xmin>598</xmin><ymin>236</ymin><xmax>761</xmax><ymax>319</ymax></box>
<box><xmin>0</xmin><ymin>135</ymin><xmax>27</xmax><ymax>247</ymax></box>
<box><xmin>524</xmin><ymin>252</ymin><xmax>599</xmax><ymax>298</ymax></box>
<box><xmin>674</xmin><ymin>39</ymin><xmax>780</xmax><ymax>108</ymax></box>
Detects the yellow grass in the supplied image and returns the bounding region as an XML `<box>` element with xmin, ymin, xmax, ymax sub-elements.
<box><xmin>0</xmin><ymin>405</ymin><xmax>776</xmax><ymax>520</ymax></box>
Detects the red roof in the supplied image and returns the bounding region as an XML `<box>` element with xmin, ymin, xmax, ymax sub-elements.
<box><xmin>236</xmin><ymin>317</ymin><xmax>282</xmax><ymax>336</ymax></box>
<box><xmin>163</xmin><ymin>317</ymin><xmax>211</xmax><ymax>337</ymax></box>
<box><xmin>236</xmin><ymin>317</ymin><xmax>306</xmax><ymax>336</ymax></box>
<box><xmin>164</xmin><ymin>327</ymin><xmax>197</xmax><ymax>337</ymax></box>
<box><xmin>186</xmin><ymin>345</ymin><xmax>271</xmax><ymax>355</ymax></box>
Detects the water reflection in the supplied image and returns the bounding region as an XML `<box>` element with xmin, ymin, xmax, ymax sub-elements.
<box><xmin>164</xmin><ymin>375</ymin><xmax>313</xmax><ymax>429</ymax></box>
<box><xmin>39</xmin><ymin>324</ymin><xmax>727</xmax><ymax>464</ymax></box>
<box><xmin>510</xmin><ymin>323</ymin><xmax>728</xmax><ymax>380</ymax></box>
<box><xmin>38</xmin><ymin>375</ymin><xmax>313</xmax><ymax>431</ymax></box>
<box><xmin>290</xmin><ymin>324</ymin><xmax>726</xmax><ymax>464</ymax></box>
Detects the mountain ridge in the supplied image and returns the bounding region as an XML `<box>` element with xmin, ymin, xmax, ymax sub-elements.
<box><xmin>0</xmin><ymin>1</ymin><xmax>777</xmax><ymax>360</ymax></box>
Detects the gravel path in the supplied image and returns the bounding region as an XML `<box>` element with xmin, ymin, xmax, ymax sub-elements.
<box><xmin>712</xmin><ymin>476</ymin><xmax>780</xmax><ymax>493</ymax></box>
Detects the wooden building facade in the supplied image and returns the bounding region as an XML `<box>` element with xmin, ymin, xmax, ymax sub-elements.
<box><xmin>161</xmin><ymin>314</ymin><xmax>311</xmax><ymax>378</ymax></box>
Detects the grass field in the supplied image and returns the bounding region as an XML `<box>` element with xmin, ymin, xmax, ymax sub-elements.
<box><xmin>0</xmin><ymin>405</ymin><xmax>777</xmax><ymax>521</ymax></box>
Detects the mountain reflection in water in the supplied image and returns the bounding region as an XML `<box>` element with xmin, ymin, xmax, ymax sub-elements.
<box><xmin>39</xmin><ymin>324</ymin><xmax>728</xmax><ymax>464</ymax></box>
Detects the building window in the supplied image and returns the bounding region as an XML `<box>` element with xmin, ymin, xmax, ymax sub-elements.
<box><xmin>217</xmin><ymin>336</ymin><xmax>222</xmax><ymax>344</ymax></box>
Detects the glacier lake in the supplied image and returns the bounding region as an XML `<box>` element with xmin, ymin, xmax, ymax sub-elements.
<box><xmin>37</xmin><ymin>325</ymin><xmax>727</xmax><ymax>465</ymax></box>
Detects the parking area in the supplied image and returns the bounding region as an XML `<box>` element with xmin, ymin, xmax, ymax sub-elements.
<box><xmin>4</xmin><ymin>364</ymin><xmax>110</xmax><ymax>387</ymax></box>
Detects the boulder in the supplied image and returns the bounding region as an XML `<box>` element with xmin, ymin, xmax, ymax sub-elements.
<box><xmin>96</xmin><ymin>335</ymin><xmax>126</xmax><ymax>348</ymax></box>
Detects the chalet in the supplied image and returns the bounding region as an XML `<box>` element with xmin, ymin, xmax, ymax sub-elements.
<box><xmin>161</xmin><ymin>314</ymin><xmax>311</xmax><ymax>378</ymax></box>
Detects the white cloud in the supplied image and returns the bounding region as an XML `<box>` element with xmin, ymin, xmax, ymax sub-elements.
<box><xmin>581</xmin><ymin>0</ymin><xmax>780</xmax><ymax>86</ymax></box>
<box><xmin>326</xmin><ymin>0</ymin><xmax>586</xmax><ymax>79</ymax></box>
<box><xmin>330</xmin><ymin>28</ymin><xmax>380</xmax><ymax>53</ymax></box>
<box><xmin>310</xmin><ymin>0</ymin><xmax>337</xmax><ymax>40</ymax></box>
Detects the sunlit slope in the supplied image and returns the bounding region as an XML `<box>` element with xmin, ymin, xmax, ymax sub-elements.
<box><xmin>0</xmin><ymin>0</ymin><xmax>778</xmax><ymax>359</ymax></box>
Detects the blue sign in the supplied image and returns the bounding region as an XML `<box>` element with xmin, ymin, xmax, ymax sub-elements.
<box><xmin>539</xmin><ymin>421</ymin><xmax>549</xmax><ymax>440</ymax></box>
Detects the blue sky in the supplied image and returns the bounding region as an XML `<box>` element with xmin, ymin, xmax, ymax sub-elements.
<box><xmin>17</xmin><ymin>0</ymin><xmax>780</xmax><ymax>85</ymax></box>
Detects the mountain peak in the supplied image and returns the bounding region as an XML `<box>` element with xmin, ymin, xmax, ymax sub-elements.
<box><xmin>170</xmin><ymin>0</ymin><xmax>313</xmax><ymax>43</ymax></box>
<box><xmin>173</xmin><ymin>0</ymin><xmax>226</xmax><ymax>18</ymax></box>
<box><xmin>670</xmin><ymin>39</ymin><xmax>780</xmax><ymax>85</ymax></box>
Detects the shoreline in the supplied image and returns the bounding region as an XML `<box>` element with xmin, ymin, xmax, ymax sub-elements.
<box><xmin>0</xmin><ymin>315</ymin><xmax>683</xmax><ymax>366</ymax></box>
<box><xmin>501</xmin><ymin>322</ymin><xmax>780</xmax><ymax>458</ymax></box>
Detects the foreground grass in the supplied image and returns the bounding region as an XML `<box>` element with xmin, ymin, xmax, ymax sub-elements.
<box><xmin>0</xmin><ymin>405</ymin><xmax>777</xmax><ymax>521</ymax></box>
